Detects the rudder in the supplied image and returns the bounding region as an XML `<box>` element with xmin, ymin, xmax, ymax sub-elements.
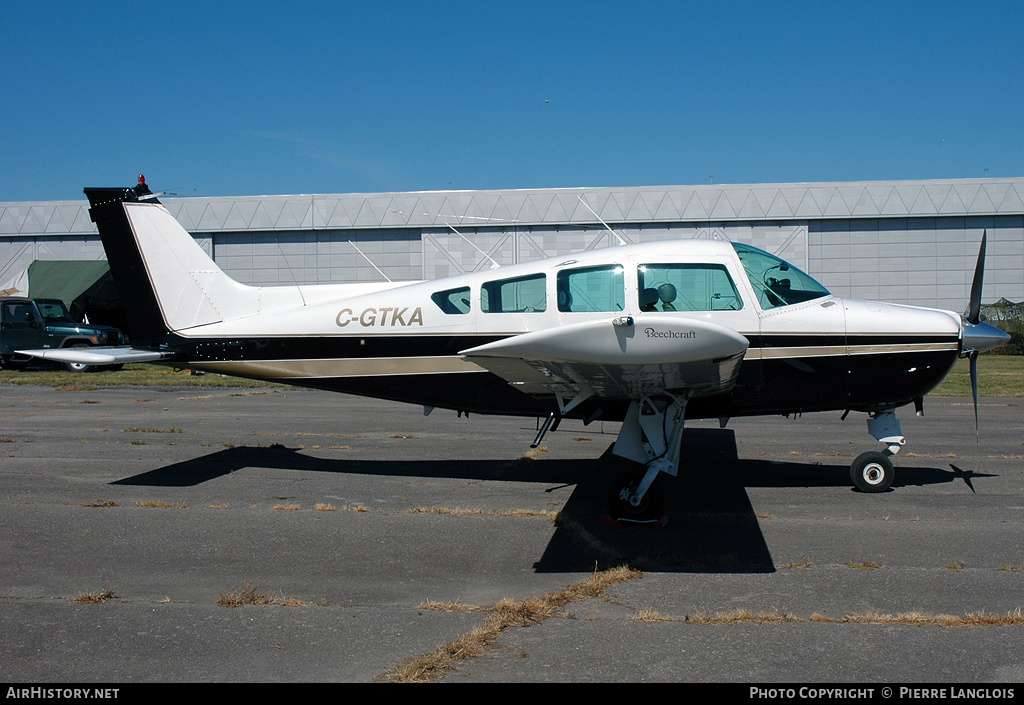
<box><xmin>86</xmin><ymin>177</ymin><xmax>260</xmax><ymax>343</ymax></box>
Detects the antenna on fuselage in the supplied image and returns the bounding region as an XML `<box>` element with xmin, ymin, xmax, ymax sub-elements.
<box><xmin>576</xmin><ymin>195</ymin><xmax>628</xmax><ymax>246</ymax></box>
<box><xmin>348</xmin><ymin>241</ymin><xmax>392</xmax><ymax>282</ymax></box>
<box><xmin>445</xmin><ymin>223</ymin><xmax>501</xmax><ymax>269</ymax></box>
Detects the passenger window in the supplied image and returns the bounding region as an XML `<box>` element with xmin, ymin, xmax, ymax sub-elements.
<box><xmin>431</xmin><ymin>286</ymin><xmax>471</xmax><ymax>315</ymax></box>
<box><xmin>481</xmin><ymin>274</ymin><xmax>546</xmax><ymax>313</ymax></box>
<box><xmin>637</xmin><ymin>264</ymin><xmax>743</xmax><ymax>311</ymax></box>
<box><xmin>557</xmin><ymin>265</ymin><xmax>625</xmax><ymax>312</ymax></box>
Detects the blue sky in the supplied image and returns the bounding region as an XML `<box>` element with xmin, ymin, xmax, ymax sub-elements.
<box><xmin>2</xmin><ymin>1</ymin><xmax>1022</xmax><ymax>201</ymax></box>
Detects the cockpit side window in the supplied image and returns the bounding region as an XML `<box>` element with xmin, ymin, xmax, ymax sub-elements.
<box><xmin>732</xmin><ymin>243</ymin><xmax>830</xmax><ymax>309</ymax></box>
<box><xmin>557</xmin><ymin>265</ymin><xmax>625</xmax><ymax>312</ymax></box>
<box><xmin>431</xmin><ymin>286</ymin><xmax>471</xmax><ymax>315</ymax></box>
<box><xmin>481</xmin><ymin>273</ymin><xmax>546</xmax><ymax>313</ymax></box>
<box><xmin>637</xmin><ymin>264</ymin><xmax>743</xmax><ymax>311</ymax></box>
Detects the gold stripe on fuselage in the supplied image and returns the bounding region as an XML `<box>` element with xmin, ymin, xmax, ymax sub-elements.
<box><xmin>747</xmin><ymin>341</ymin><xmax>958</xmax><ymax>360</ymax></box>
<box><xmin>189</xmin><ymin>356</ymin><xmax>485</xmax><ymax>379</ymax></box>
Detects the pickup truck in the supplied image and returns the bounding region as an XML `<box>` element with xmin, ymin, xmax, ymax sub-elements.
<box><xmin>0</xmin><ymin>297</ymin><xmax>128</xmax><ymax>372</ymax></box>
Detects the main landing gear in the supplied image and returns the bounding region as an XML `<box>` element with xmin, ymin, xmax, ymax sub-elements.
<box><xmin>602</xmin><ymin>394</ymin><xmax>687</xmax><ymax>526</ymax></box>
<box><xmin>605</xmin><ymin>464</ymin><xmax>668</xmax><ymax>526</ymax></box>
<box><xmin>850</xmin><ymin>409</ymin><xmax>904</xmax><ymax>493</ymax></box>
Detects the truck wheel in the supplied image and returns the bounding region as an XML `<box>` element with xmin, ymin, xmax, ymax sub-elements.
<box><xmin>1</xmin><ymin>355</ymin><xmax>27</xmax><ymax>371</ymax></box>
<box><xmin>63</xmin><ymin>343</ymin><xmax>94</xmax><ymax>373</ymax></box>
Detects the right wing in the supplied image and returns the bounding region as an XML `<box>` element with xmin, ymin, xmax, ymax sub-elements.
<box><xmin>460</xmin><ymin>315</ymin><xmax>749</xmax><ymax>414</ymax></box>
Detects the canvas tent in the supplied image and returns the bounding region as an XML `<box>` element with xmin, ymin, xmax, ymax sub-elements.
<box><xmin>0</xmin><ymin>261</ymin><xmax>127</xmax><ymax>331</ymax></box>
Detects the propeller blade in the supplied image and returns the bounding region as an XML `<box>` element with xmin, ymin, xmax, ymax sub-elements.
<box><xmin>970</xmin><ymin>350</ymin><xmax>979</xmax><ymax>444</ymax></box>
<box><xmin>968</xmin><ymin>230</ymin><xmax>987</xmax><ymax>325</ymax></box>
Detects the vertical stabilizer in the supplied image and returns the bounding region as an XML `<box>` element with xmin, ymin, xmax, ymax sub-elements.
<box><xmin>85</xmin><ymin>179</ymin><xmax>260</xmax><ymax>342</ymax></box>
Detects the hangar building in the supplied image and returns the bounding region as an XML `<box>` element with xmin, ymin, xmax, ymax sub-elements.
<box><xmin>2</xmin><ymin>177</ymin><xmax>1022</xmax><ymax>315</ymax></box>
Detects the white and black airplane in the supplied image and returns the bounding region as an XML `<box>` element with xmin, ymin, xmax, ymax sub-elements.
<box><xmin>21</xmin><ymin>178</ymin><xmax>1010</xmax><ymax>523</ymax></box>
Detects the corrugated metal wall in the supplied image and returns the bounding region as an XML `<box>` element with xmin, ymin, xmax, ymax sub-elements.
<box><xmin>3</xmin><ymin>180</ymin><xmax>1022</xmax><ymax>313</ymax></box>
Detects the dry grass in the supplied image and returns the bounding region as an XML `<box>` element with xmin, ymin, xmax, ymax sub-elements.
<box><xmin>71</xmin><ymin>499</ymin><xmax>120</xmax><ymax>507</ymax></box>
<box><xmin>631</xmin><ymin>609</ymin><xmax>676</xmax><ymax>623</ymax></box>
<box><xmin>846</xmin><ymin>559</ymin><xmax>885</xmax><ymax>571</ymax></box>
<box><xmin>136</xmin><ymin>500</ymin><xmax>186</xmax><ymax>508</ymax></box>
<box><xmin>216</xmin><ymin>581</ymin><xmax>310</xmax><ymax>608</ymax></box>
<box><xmin>405</xmin><ymin>506</ymin><xmax>556</xmax><ymax>517</ymax></box>
<box><xmin>639</xmin><ymin>608</ymin><xmax>1024</xmax><ymax>628</ymax></box>
<box><xmin>123</xmin><ymin>427</ymin><xmax>184</xmax><ymax>434</ymax></box>
<box><xmin>72</xmin><ymin>589</ymin><xmax>116</xmax><ymax>605</ymax></box>
<box><xmin>416</xmin><ymin>600</ymin><xmax>484</xmax><ymax>613</ymax></box>
<box><xmin>831</xmin><ymin>610</ymin><xmax>1024</xmax><ymax>628</ymax></box>
<box><xmin>272</xmin><ymin>504</ymin><xmax>301</xmax><ymax>511</ymax></box>
<box><xmin>779</xmin><ymin>557</ymin><xmax>814</xmax><ymax>569</ymax></box>
<box><xmin>382</xmin><ymin>565</ymin><xmax>641</xmax><ymax>683</ymax></box>
<box><xmin>685</xmin><ymin>609</ymin><xmax>803</xmax><ymax>625</ymax></box>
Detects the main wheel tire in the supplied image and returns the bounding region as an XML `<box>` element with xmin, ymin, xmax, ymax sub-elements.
<box><xmin>606</xmin><ymin>465</ymin><xmax>666</xmax><ymax>522</ymax></box>
<box><xmin>850</xmin><ymin>451</ymin><xmax>895</xmax><ymax>493</ymax></box>
<box><xmin>62</xmin><ymin>343</ymin><xmax>94</xmax><ymax>373</ymax></box>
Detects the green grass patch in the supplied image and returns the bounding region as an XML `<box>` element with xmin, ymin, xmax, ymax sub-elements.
<box><xmin>930</xmin><ymin>356</ymin><xmax>1024</xmax><ymax>398</ymax></box>
<box><xmin>0</xmin><ymin>364</ymin><xmax>283</xmax><ymax>389</ymax></box>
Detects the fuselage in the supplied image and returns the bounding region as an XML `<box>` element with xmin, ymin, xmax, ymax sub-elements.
<box><xmin>156</xmin><ymin>237</ymin><xmax>963</xmax><ymax>421</ymax></box>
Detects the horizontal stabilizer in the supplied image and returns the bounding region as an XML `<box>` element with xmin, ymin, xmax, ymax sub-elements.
<box><xmin>16</xmin><ymin>346</ymin><xmax>171</xmax><ymax>366</ymax></box>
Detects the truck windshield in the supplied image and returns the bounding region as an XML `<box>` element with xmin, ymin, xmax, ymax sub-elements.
<box><xmin>35</xmin><ymin>300</ymin><xmax>75</xmax><ymax>323</ymax></box>
<box><xmin>732</xmin><ymin>243</ymin><xmax>830</xmax><ymax>309</ymax></box>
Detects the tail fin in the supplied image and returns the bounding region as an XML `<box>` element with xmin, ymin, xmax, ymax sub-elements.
<box><xmin>85</xmin><ymin>183</ymin><xmax>167</xmax><ymax>343</ymax></box>
<box><xmin>85</xmin><ymin>178</ymin><xmax>260</xmax><ymax>343</ymax></box>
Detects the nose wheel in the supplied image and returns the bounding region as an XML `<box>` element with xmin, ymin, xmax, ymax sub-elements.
<box><xmin>850</xmin><ymin>451</ymin><xmax>894</xmax><ymax>493</ymax></box>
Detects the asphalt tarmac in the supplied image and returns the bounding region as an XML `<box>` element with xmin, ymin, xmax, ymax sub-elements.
<box><xmin>1</xmin><ymin>383</ymin><xmax>1022</xmax><ymax>684</ymax></box>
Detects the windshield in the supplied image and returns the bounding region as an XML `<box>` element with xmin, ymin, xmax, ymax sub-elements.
<box><xmin>35</xmin><ymin>300</ymin><xmax>75</xmax><ymax>323</ymax></box>
<box><xmin>732</xmin><ymin>243</ymin><xmax>830</xmax><ymax>309</ymax></box>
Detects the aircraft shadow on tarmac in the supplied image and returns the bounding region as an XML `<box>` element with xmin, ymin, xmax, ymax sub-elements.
<box><xmin>111</xmin><ymin>429</ymin><xmax>995</xmax><ymax>575</ymax></box>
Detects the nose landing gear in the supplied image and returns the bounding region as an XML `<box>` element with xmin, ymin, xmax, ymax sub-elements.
<box><xmin>850</xmin><ymin>410</ymin><xmax>903</xmax><ymax>493</ymax></box>
<box><xmin>850</xmin><ymin>450</ymin><xmax>895</xmax><ymax>493</ymax></box>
